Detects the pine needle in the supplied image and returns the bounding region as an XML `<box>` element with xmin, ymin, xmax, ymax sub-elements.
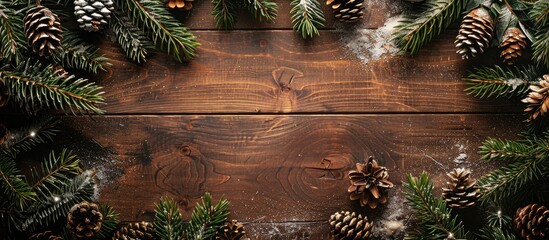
<box><xmin>290</xmin><ymin>0</ymin><xmax>325</xmax><ymax>39</ymax></box>
<box><xmin>0</xmin><ymin>3</ymin><xmax>27</xmax><ymax>64</ymax></box>
<box><xmin>0</xmin><ymin>155</ymin><xmax>36</xmax><ymax>210</ymax></box>
<box><xmin>1</xmin><ymin>115</ymin><xmax>58</xmax><ymax>157</ymax></box>
<box><xmin>51</xmin><ymin>31</ymin><xmax>111</xmax><ymax>74</ymax></box>
<box><xmin>464</xmin><ymin>65</ymin><xmax>540</xmax><ymax>99</ymax></box>
<box><xmin>244</xmin><ymin>0</ymin><xmax>278</xmax><ymax>23</ymax></box>
<box><xmin>154</xmin><ymin>196</ymin><xmax>184</xmax><ymax>240</ymax></box>
<box><xmin>185</xmin><ymin>193</ymin><xmax>230</xmax><ymax>240</ymax></box>
<box><xmin>211</xmin><ymin>0</ymin><xmax>236</xmax><ymax>29</ymax></box>
<box><xmin>110</xmin><ymin>12</ymin><xmax>152</xmax><ymax>63</ymax></box>
<box><xmin>93</xmin><ymin>204</ymin><xmax>120</xmax><ymax>240</ymax></box>
<box><xmin>31</xmin><ymin>149</ymin><xmax>82</xmax><ymax>198</ymax></box>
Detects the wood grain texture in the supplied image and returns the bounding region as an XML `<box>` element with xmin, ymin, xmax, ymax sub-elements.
<box><xmin>56</xmin><ymin>114</ymin><xmax>522</xmax><ymax>224</ymax></box>
<box><xmin>96</xmin><ymin>31</ymin><xmax>522</xmax><ymax>114</ymax></box>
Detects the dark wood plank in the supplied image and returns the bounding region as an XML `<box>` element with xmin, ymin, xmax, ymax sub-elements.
<box><xmin>56</xmin><ymin>114</ymin><xmax>522</xmax><ymax>223</ymax></box>
<box><xmin>96</xmin><ymin>31</ymin><xmax>520</xmax><ymax>114</ymax></box>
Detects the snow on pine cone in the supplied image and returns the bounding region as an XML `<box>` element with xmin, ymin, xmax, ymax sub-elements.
<box><xmin>23</xmin><ymin>5</ymin><xmax>63</xmax><ymax>57</ymax></box>
<box><xmin>74</xmin><ymin>0</ymin><xmax>114</xmax><ymax>31</ymax></box>
<box><xmin>329</xmin><ymin>211</ymin><xmax>373</xmax><ymax>240</ymax></box>
<box><xmin>499</xmin><ymin>27</ymin><xmax>527</xmax><ymax>65</ymax></box>
<box><xmin>522</xmin><ymin>75</ymin><xmax>549</xmax><ymax>121</ymax></box>
<box><xmin>113</xmin><ymin>221</ymin><xmax>156</xmax><ymax>240</ymax></box>
<box><xmin>455</xmin><ymin>7</ymin><xmax>494</xmax><ymax>59</ymax></box>
<box><xmin>514</xmin><ymin>204</ymin><xmax>549</xmax><ymax>240</ymax></box>
<box><xmin>442</xmin><ymin>168</ymin><xmax>480</xmax><ymax>209</ymax></box>
<box><xmin>326</xmin><ymin>0</ymin><xmax>365</xmax><ymax>23</ymax></box>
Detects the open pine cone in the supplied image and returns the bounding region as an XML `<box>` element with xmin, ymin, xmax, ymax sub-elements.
<box><xmin>499</xmin><ymin>27</ymin><xmax>527</xmax><ymax>65</ymax></box>
<box><xmin>166</xmin><ymin>0</ymin><xmax>194</xmax><ymax>10</ymax></box>
<box><xmin>326</xmin><ymin>0</ymin><xmax>364</xmax><ymax>23</ymax></box>
<box><xmin>522</xmin><ymin>75</ymin><xmax>549</xmax><ymax>121</ymax></box>
<box><xmin>217</xmin><ymin>220</ymin><xmax>248</xmax><ymax>240</ymax></box>
<box><xmin>113</xmin><ymin>221</ymin><xmax>155</xmax><ymax>240</ymax></box>
<box><xmin>329</xmin><ymin>211</ymin><xmax>374</xmax><ymax>240</ymax></box>
<box><xmin>67</xmin><ymin>201</ymin><xmax>103</xmax><ymax>239</ymax></box>
<box><xmin>455</xmin><ymin>7</ymin><xmax>494</xmax><ymax>59</ymax></box>
<box><xmin>514</xmin><ymin>204</ymin><xmax>548</xmax><ymax>240</ymax></box>
<box><xmin>442</xmin><ymin>168</ymin><xmax>479</xmax><ymax>208</ymax></box>
<box><xmin>348</xmin><ymin>156</ymin><xmax>394</xmax><ymax>209</ymax></box>
<box><xmin>23</xmin><ymin>5</ymin><xmax>63</xmax><ymax>56</ymax></box>
<box><xmin>28</xmin><ymin>231</ymin><xmax>63</xmax><ymax>240</ymax></box>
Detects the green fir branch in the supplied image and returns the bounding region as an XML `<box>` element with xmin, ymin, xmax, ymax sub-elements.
<box><xmin>1</xmin><ymin>61</ymin><xmax>105</xmax><ymax>114</ymax></box>
<box><xmin>0</xmin><ymin>155</ymin><xmax>36</xmax><ymax>209</ymax></box>
<box><xmin>211</xmin><ymin>0</ymin><xmax>236</xmax><ymax>29</ymax></box>
<box><xmin>478</xmin><ymin>227</ymin><xmax>516</xmax><ymax>240</ymax></box>
<box><xmin>0</xmin><ymin>3</ymin><xmax>27</xmax><ymax>64</ymax></box>
<box><xmin>479</xmin><ymin>137</ymin><xmax>537</xmax><ymax>161</ymax></box>
<box><xmin>93</xmin><ymin>204</ymin><xmax>120</xmax><ymax>240</ymax></box>
<box><xmin>154</xmin><ymin>196</ymin><xmax>184</xmax><ymax>240</ymax></box>
<box><xmin>51</xmin><ymin>32</ymin><xmax>111</xmax><ymax>74</ymax></box>
<box><xmin>532</xmin><ymin>30</ymin><xmax>549</xmax><ymax>69</ymax></box>
<box><xmin>290</xmin><ymin>0</ymin><xmax>325</xmax><ymax>39</ymax></box>
<box><xmin>530</xmin><ymin>0</ymin><xmax>549</xmax><ymax>28</ymax></box>
<box><xmin>31</xmin><ymin>149</ymin><xmax>82</xmax><ymax>198</ymax></box>
<box><xmin>20</xmin><ymin>172</ymin><xmax>96</xmax><ymax>231</ymax></box>
<box><xmin>464</xmin><ymin>65</ymin><xmax>540</xmax><ymax>99</ymax></box>
<box><xmin>393</xmin><ymin>0</ymin><xmax>472</xmax><ymax>55</ymax></box>
<box><xmin>1</xmin><ymin>116</ymin><xmax>58</xmax><ymax>157</ymax></box>
<box><xmin>185</xmin><ymin>193</ymin><xmax>230</xmax><ymax>240</ymax></box>
<box><xmin>116</xmin><ymin>0</ymin><xmax>200</xmax><ymax>63</ymax></box>
<box><xmin>244</xmin><ymin>0</ymin><xmax>278</xmax><ymax>23</ymax></box>
<box><xmin>403</xmin><ymin>172</ymin><xmax>470</xmax><ymax>240</ymax></box>
<box><xmin>110</xmin><ymin>12</ymin><xmax>152</xmax><ymax>63</ymax></box>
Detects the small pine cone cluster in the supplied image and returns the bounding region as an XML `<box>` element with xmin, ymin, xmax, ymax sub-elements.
<box><xmin>522</xmin><ymin>75</ymin><xmax>549</xmax><ymax>121</ymax></box>
<box><xmin>0</xmin><ymin>78</ymin><xmax>8</xmax><ymax>108</ymax></box>
<box><xmin>113</xmin><ymin>221</ymin><xmax>156</xmax><ymax>240</ymax></box>
<box><xmin>455</xmin><ymin>7</ymin><xmax>494</xmax><ymax>59</ymax></box>
<box><xmin>329</xmin><ymin>211</ymin><xmax>374</xmax><ymax>240</ymax></box>
<box><xmin>499</xmin><ymin>27</ymin><xmax>527</xmax><ymax>65</ymax></box>
<box><xmin>166</xmin><ymin>0</ymin><xmax>194</xmax><ymax>10</ymax></box>
<box><xmin>74</xmin><ymin>0</ymin><xmax>114</xmax><ymax>31</ymax></box>
<box><xmin>23</xmin><ymin>5</ymin><xmax>63</xmax><ymax>57</ymax></box>
<box><xmin>217</xmin><ymin>220</ymin><xmax>248</xmax><ymax>240</ymax></box>
<box><xmin>514</xmin><ymin>204</ymin><xmax>548</xmax><ymax>240</ymax></box>
<box><xmin>28</xmin><ymin>231</ymin><xmax>63</xmax><ymax>240</ymax></box>
<box><xmin>326</xmin><ymin>0</ymin><xmax>365</xmax><ymax>23</ymax></box>
<box><xmin>348</xmin><ymin>156</ymin><xmax>394</xmax><ymax>209</ymax></box>
<box><xmin>442</xmin><ymin>168</ymin><xmax>480</xmax><ymax>208</ymax></box>
<box><xmin>67</xmin><ymin>201</ymin><xmax>103</xmax><ymax>239</ymax></box>
<box><xmin>0</xmin><ymin>124</ymin><xmax>8</xmax><ymax>147</ymax></box>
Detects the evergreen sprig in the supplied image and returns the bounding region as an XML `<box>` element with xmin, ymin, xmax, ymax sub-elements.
<box><xmin>154</xmin><ymin>196</ymin><xmax>184</xmax><ymax>240</ymax></box>
<box><xmin>93</xmin><ymin>204</ymin><xmax>120</xmax><ymax>240</ymax></box>
<box><xmin>393</xmin><ymin>0</ymin><xmax>472</xmax><ymax>55</ymax></box>
<box><xmin>403</xmin><ymin>172</ymin><xmax>470</xmax><ymax>240</ymax></box>
<box><xmin>290</xmin><ymin>0</ymin><xmax>325</xmax><ymax>39</ymax></box>
<box><xmin>0</xmin><ymin>3</ymin><xmax>27</xmax><ymax>64</ymax></box>
<box><xmin>1</xmin><ymin>116</ymin><xmax>58</xmax><ymax>157</ymax></box>
<box><xmin>111</xmin><ymin>12</ymin><xmax>152</xmax><ymax>63</ymax></box>
<box><xmin>464</xmin><ymin>65</ymin><xmax>540</xmax><ymax>99</ymax></box>
<box><xmin>245</xmin><ymin>0</ymin><xmax>278</xmax><ymax>23</ymax></box>
<box><xmin>117</xmin><ymin>0</ymin><xmax>200</xmax><ymax>63</ymax></box>
<box><xmin>185</xmin><ymin>193</ymin><xmax>230</xmax><ymax>240</ymax></box>
<box><xmin>0</xmin><ymin>155</ymin><xmax>36</xmax><ymax>209</ymax></box>
<box><xmin>51</xmin><ymin>32</ymin><xmax>111</xmax><ymax>74</ymax></box>
<box><xmin>30</xmin><ymin>149</ymin><xmax>82</xmax><ymax>198</ymax></box>
<box><xmin>531</xmin><ymin>0</ymin><xmax>549</xmax><ymax>68</ymax></box>
<box><xmin>211</xmin><ymin>0</ymin><xmax>236</xmax><ymax>29</ymax></box>
<box><xmin>1</xmin><ymin>61</ymin><xmax>105</xmax><ymax>114</ymax></box>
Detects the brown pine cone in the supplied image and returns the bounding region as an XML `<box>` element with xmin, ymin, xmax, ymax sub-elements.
<box><xmin>442</xmin><ymin>168</ymin><xmax>480</xmax><ymax>208</ymax></box>
<box><xmin>522</xmin><ymin>75</ymin><xmax>549</xmax><ymax>121</ymax></box>
<box><xmin>348</xmin><ymin>156</ymin><xmax>394</xmax><ymax>209</ymax></box>
<box><xmin>67</xmin><ymin>201</ymin><xmax>103</xmax><ymax>239</ymax></box>
<box><xmin>499</xmin><ymin>27</ymin><xmax>527</xmax><ymax>65</ymax></box>
<box><xmin>455</xmin><ymin>7</ymin><xmax>494</xmax><ymax>59</ymax></box>
<box><xmin>23</xmin><ymin>5</ymin><xmax>63</xmax><ymax>56</ymax></box>
<box><xmin>329</xmin><ymin>211</ymin><xmax>374</xmax><ymax>240</ymax></box>
<box><xmin>113</xmin><ymin>221</ymin><xmax>155</xmax><ymax>240</ymax></box>
<box><xmin>514</xmin><ymin>204</ymin><xmax>549</xmax><ymax>240</ymax></box>
<box><xmin>0</xmin><ymin>78</ymin><xmax>8</xmax><ymax>107</ymax></box>
<box><xmin>28</xmin><ymin>231</ymin><xmax>63</xmax><ymax>240</ymax></box>
<box><xmin>326</xmin><ymin>0</ymin><xmax>365</xmax><ymax>23</ymax></box>
<box><xmin>167</xmin><ymin>0</ymin><xmax>194</xmax><ymax>10</ymax></box>
<box><xmin>217</xmin><ymin>220</ymin><xmax>248</xmax><ymax>240</ymax></box>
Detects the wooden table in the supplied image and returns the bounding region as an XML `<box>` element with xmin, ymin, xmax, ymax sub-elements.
<box><xmin>14</xmin><ymin>0</ymin><xmax>526</xmax><ymax>238</ymax></box>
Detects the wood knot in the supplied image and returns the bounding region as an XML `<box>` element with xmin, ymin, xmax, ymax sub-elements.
<box><xmin>271</xmin><ymin>67</ymin><xmax>304</xmax><ymax>93</ymax></box>
<box><xmin>180</xmin><ymin>145</ymin><xmax>192</xmax><ymax>156</ymax></box>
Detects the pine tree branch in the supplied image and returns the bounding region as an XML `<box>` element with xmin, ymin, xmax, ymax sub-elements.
<box><xmin>530</xmin><ymin>0</ymin><xmax>549</xmax><ymax>28</ymax></box>
<box><xmin>93</xmin><ymin>204</ymin><xmax>120</xmax><ymax>240</ymax></box>
<box><xmin>154</xmin><ymin>196</ymin><xmax>184</xmax><ymax>240</ymax></box>
<box><xmin>116</xmin><ymin>0</ymin><xmax>200</xmax><ymax>63</ymax></box>
<box><xmin>211</xmin><ymin>0</ymin><xmax>236</xmax><ymax>29</ymax></box>
<box><xmin>479</xmin><ymin>137</ymin><xmax>537</xmax><ymax>161</ymax></box>
<box><xmin>290</xmin><ymin>0</ymin><xmax>325</xmax><ymax>39</ymax></box>
<box><xmin>185</xmin><ymin>193</ymin><xmax>229</xmax><ymax>240</ymax></box>
<box><xmin>403</xmin><ymin>172</ymin><xmax>470</xmax><ymax>240</ymax></box>
<box><xmin>31</xmin><ymin>149</ymin><xmax>82</xmax><ymax>198</ymax></box>
<box><xmin>1</xmin><ymin>115</ymin><xmax>58</xmax><ymax>157</ymax></box>
<box><xmin>0</xmin><ymin>154</ymin><xmax>36</xmax><ymax>210</ymax></box>
<box><xmin>110</xmin><ymin>12</ymin><xmax>152</xmax><ymax>63</ymax></box>
<box><xmin>464</xmin><ymin>65</ymin><xmax>540</xmax><ymax>99</ymax></box>
<box><xmin>532</xmin><ymin>30</ymin><xmax>549</xmax><ymax>69</ymax></box>
<box><xmin>51</xmin><ymin>31</ymin><xmax>111</xmax><ymax>74</ymax></box>
<box><xmin>478</xmin><ymin>227</ymin><xmax>517</xmax><ymax>240</ymax></box>
<box><xmin>0</xmin><ymin>3</ymin><xmax>27</xmax><ymax>64</ymax></box>
<box><xmin>1</xmin><ymin>61</ymin><xmax>105</xmax><ymax>114</ymax></box>
<box><xmin>393</xmin><ymin>0</ymin><xmax>472</xmax><ymax>55</ymax></box>
<box><xmin>244</xmin><ymin>0</ymin><xmax>278</xmax><ymax>23</ymax></box>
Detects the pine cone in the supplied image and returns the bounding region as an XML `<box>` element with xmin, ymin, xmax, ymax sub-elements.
<box><xmin>23</xmin><ymin>5</ymin><xmax>63</xmax><ymax>57</ymax></box>
<box><xmin>499</xmin><ymin>27</ymin><xmax>527</xmax><ymax>65</ymax></box>
<box><xmin>217</xmin><ymin>220</ymin><xmax>248</xmax><ymax>240</ymax></box>
<box><xmin>514</xmin><ymin>204</ymin><xmax>549</xmax><ymax>240</ymax></box>
<box><xmin>29</xmin><ymin>231</ymin><xmax>64</xmax><ymax>240</ymax></box>
<box><xmin>348</xmin><ymin>156</ymin><xmax>394</xmax><ymax>209</ymax></box>
<box><xmin>113</xmin><ymin>221</ymin><xmax>155</xmax><ymax>240</ymax></box>
<box><xmin>0</xmin><ymin>78</ymin><xmax>8</xmax><ymax>107</ymax></box>
<box><xmin>74</xmin><ymin>0</ymin><xmax>114</xmax><ymax>32</ymax></box>
<box><xmin>522</xmin><ymin>75</ymin><xmax>549</xmax><ymax>121</ymax></box>
<box><xmin>455</xmin><ymin>7</ymin><xmax>494</xmax><ymax>59</ymax></box>
<box><xmin>326</xmin><ymin>0</ymin><xmax>365</xmax><ymax>23</ymax></box>
<box><xmin>0</xmin><ymin>123</ymin><xmax>9</xmax><ymax>147</ymax></box>
<box><xmin>67</xmin><ymin>201</ymin><xmax>103</xmax><ymax>239</ymax></box>
<box><xmin>167</xmin><ymin>0</ymin><xmax>194</xmax><ymax>10</ymax></box>
<box><xmin>442</xmin><ymin>168</ymin><xmax>480</xmax><ymax>208</ymax></box>
<box><xmin>329</xmin><ymin>211</ymin><xmax>374</xmax><ymax>240</ymax></box>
